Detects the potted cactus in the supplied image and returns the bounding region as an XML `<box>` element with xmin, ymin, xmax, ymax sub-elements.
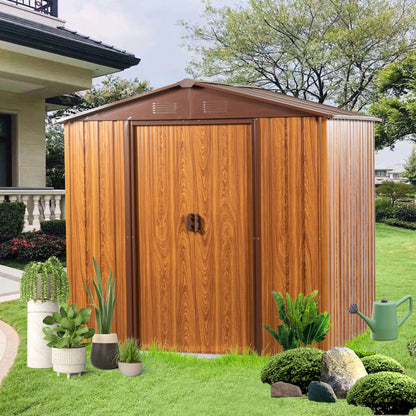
<box><xmin>86</xmin><ymin>257</ymin><xmax>118</xmax><ymax>369</ymax></box>
<box><xmin>43</xmin><ymin>304</ymin><xmax>95</xmax><ymax>379</ymax></box>
<box><xmin>117</xmin><ymin>338</ymin><xmax>143</xmax><ymax>377</ymax></box>
<box><xmin>20</xmin><ymin>256</ymin><xmax>69</xmax><ymax>368</ymax></box>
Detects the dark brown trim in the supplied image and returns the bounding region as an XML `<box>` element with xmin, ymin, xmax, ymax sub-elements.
<box><xmin>252</xmin><ymin>118</ymin><xmax>262</xmax><ymax>353</ymax></box>
<box><xmin>124</xmin><ymin>121</ymin><xmax>135</xmax><ymax>338</ymax></box>
<box><xmin>130</xmin><ymin>121</ymin><xmax>139</xmax><ymax>340</ymax></box>
<box><xmin>131</xmin><ymin>119</ymin><xmax>253</xmax><ymax>126</ymax></box>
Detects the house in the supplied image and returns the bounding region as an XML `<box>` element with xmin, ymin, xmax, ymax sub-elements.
<box><xmin>375</xmin><ymin>164</ymin><xmax>408</xmax><ymax>186</ymax></box>
<box><xmin>0</xmin><ymin>0</ymin><xmax>139</xmax><ymax>229</ymax></box>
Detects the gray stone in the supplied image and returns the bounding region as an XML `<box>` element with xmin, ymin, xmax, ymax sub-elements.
<box><xmin>271</xmin><ymin>381</ymin><xmax>302</xmax><ymax>398</ymax></box>
<box><xmin>308</xmin><ymin>381</ymin><xmax>337</xmax><ymax>403</ymax></box>
<box><xmin>320</xmin><ymin>347</ymin><xmax>367</xmax><ymax>399</ymax></box>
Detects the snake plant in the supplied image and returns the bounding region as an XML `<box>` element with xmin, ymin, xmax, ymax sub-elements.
<box><xmin>85</xmin><ymin>257</ymin><xmax>117</xmax><ymax>334</ymax></box>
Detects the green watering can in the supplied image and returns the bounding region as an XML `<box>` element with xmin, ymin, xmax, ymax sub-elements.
<box><xmin>349</xmin><ymin>296</ymin><xmax>413</xmax><ymax>341</ymax></box>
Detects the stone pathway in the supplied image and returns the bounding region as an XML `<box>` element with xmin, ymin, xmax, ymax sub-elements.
<box><xmin>0</xmin><ymin>264</ymin><xmax>21</xmax><ymax>386</ymax></box>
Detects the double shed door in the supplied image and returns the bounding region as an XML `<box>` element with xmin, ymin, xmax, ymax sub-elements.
<box><xmin>135</xmin><ymin>123</ymin><xmax>254</xmax><ymax>353</ymax></box>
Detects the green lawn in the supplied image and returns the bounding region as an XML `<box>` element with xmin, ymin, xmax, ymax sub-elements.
<box><xmin>0</xmin><ymin>223</ymin><xmax>415</xmax><ymax>416</ymax></box>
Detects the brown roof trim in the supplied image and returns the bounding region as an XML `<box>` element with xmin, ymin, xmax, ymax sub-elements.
<box><xmin>59</xmin><ymin>78</ymin><xmax>379</xmax><ymax>123</ymax></box>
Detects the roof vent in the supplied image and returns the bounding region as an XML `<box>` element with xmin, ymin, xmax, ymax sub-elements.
<box><xmin>152</xmin><ymin>102</ymin><xmax>177</xmax><ymax>114</ymax></box>
<box><xmin>202</xmin><ymin>101</ymin><xmax>228</xmax><ymax>113</ymax></box>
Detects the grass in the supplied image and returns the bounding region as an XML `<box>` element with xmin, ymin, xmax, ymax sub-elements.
<box><xmin>0</xmin><ymin>223</ymin><xmax>415</xmax><ymax>415</ymax></box>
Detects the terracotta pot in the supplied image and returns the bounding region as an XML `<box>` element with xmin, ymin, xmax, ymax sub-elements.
<box><xmin>118</xmin><ymin>361</ymin><xmax>143</xmax><ymax>377</ymax></box>
<box><xmin>90</xmin><ymin>333</ymin><xmax>119</xmax><ymax>370</ymax></box>
<box><xmin>52</xmin><ymin>346</ymin><xmax>86</xmax><ymax>379</ymax></box>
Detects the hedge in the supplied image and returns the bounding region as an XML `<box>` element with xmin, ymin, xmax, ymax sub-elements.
<box><xmin>0</xmin><ymin>202</ymin><xmax>25</xmax><ymax>243</ymax></box>
<box><xmin>40</xmin><ymin>220</ymin><xmax>66</xmax><ymax>237</ymax></box>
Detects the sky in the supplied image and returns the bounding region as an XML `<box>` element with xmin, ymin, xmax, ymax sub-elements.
<box><xmin>59</xmin><ymin>0</ymin><xmax>238</xmax><ymax>89</ymax></box>
<box><xmin>59</xmin><ymin>1</ymin><xmax>414</xmax><ymax>166</ymax></box>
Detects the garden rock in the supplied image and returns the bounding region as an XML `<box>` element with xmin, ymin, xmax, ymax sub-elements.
<box><xmin>320</xmin><ymin>347</ymin><xmax>367</xmax><ymax>399</ymax></box>
<box><xmin>308</xmin><ymin>381</ymin><xmax>337</xmax><ymax>403</ymax></box>
<box><xmin>271</xmin><ymin>381</ymin><xmax>302</xmax><ymax>398</ymax></box>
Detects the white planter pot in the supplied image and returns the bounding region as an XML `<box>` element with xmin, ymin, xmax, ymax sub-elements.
<box><xmin>27</xmin><ymin>300</ymin><xmax>59</xmax><ymax>368</ymax></box>
<box><xmin>118</xmin><ymin>361</ymin><xmax>143</xmax><ymax>377</ymax></box>
<box><xmin>52</xmin><ymin>346</ymin><xmax>86</xmax><ymax>379</ymax></box>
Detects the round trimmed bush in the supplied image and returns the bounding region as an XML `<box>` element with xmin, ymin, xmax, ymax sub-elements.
<box><xmin>353</xmin><ymin>349</ymin><xmax>378</xmax><ymax>359</ymax></box>
<box><xmin>361</xmin><ymin>354</ymin><xmax>405</xmax><ymax>374</ymax></box>
<box><xmin>260</xmin><ymin>347</ymin><xmax>324</xmax><ymax>394</ymax></box>
<box><xmin>347</xmin><ymin>372</ymin><xmax>416</xmax><ymax>415</ymax></box>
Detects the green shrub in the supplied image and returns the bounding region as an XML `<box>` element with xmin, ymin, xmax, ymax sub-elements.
<box><xmin>263</xmin><ymin>290</ymin><xmax>331</xmax><ymax>350</ymax></box>
<box><xmin>352</xmin><ymin>349</ymin><xmax>378</xmax><ymax>358</ymax></box>
<box><xmin>0</xmin><ymin>202</ymin><xmax>25</xmax><ymax>243</ymax></box>
<box><xmin>375</xmin><ymin>198</ymin><xmax>397</xmax><ymax>222</ymax></box>
<box><xmin>260</xmin><ymin>347</ymin><xmax>324</xmax><ymax>394</ymax></box>
<box><xmin>361</xmin><ymin>354</ymin><xmax>405</xmax><ymax>374</ymax></box>
<box><xmin>384</xmin><ymin>219</ymin><xmax>416</xmax><ymax>230</ymax></box>
<box><xmin>40</xmin><ymin>220</ymin><xmax>66</xmax><ymax>237</ymax></box>
<box><xmin>395</xmin><ymin>204</ymin><xmax>416</xmax><ymax>223</ymax></box>
<box><xmin>347</xmin><ymin>372</ymin><xmax>416</xmax><ymax>415</ymax></box>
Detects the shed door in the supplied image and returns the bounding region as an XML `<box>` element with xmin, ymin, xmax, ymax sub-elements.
<box><xmin>135</xmin><ymin>124</ymin><xmax>253</xmax><ymax>353</ymax></box>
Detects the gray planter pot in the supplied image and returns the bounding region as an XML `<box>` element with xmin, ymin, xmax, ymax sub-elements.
<box><xmin>118</xmin><ymin>361</ymin><xmax>143</xmax><ymax>377</ymax></box>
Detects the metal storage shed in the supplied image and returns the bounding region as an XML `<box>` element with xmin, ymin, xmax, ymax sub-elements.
<box><xmin>62</xmin><ymin>79</ymin><xmax>377</xmax><ymax>354</ymax></box>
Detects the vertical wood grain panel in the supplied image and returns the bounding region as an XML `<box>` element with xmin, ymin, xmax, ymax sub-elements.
<box><xmin>66</xmin><ymin>122</ymin><xmax>87</xmax><ymax>308</ymax></box>
<box><xmin>325</xmin><ymin>119</ymin><xmax>375</xmax><ymax>348</ymax></box>
<box><xmin>113</xmin><ymin>121</ymin><xmax>127</xmax><ymax>340</ymax></box>
<box><xmin>136</xmin><ymin>125</ymin><xmax>194</xmax><ymax>350</ymax></box>
<box><xmin>194</xmin><ymin>124</ymin><xmax>253</xmax><ymax>352</ymax></box>
<box><xmin>66</xmin><ymin>121</ymin><xmax>128</xmax><ymax>341</ymax></box>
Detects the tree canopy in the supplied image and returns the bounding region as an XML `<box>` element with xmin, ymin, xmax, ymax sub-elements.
<box><xmin>182</xmin><ymin>0</ymin><xmax>416</xmax><ymax>111</ymax></box>
<box><xmin>375</xmin><ymin>181</ymin><xmax>414</xmax><ymax>205</ymax></box>
<box><xmin>370</xmin><ymin>56</ymin><xmax>416</xmax><ymax>149</ymax></box>
<box><xmin>404</xmin><ymin>146</ymin><xmax>416</xmax><ymax>187</ymax></box>
<box><xmin>46</xmin><ymin>75</ymin><xmax>151</xmax><ymax>188</ymax></box>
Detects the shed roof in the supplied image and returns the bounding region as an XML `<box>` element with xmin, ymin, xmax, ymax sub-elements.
<box><xmin>60</xmin><ymin>78</ymin><xmax>380</xmax><ymax>123</ymax></box>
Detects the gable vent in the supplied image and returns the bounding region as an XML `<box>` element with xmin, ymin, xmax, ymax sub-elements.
<box><xmin>202</xmin><ymin>101</ymin><xmax>228</xmax><ymax>113</ymax></box>
<box><xmin>152</xmin><ymin>102</ymin><xmax>177</xmax><ymax>114</ymax></box>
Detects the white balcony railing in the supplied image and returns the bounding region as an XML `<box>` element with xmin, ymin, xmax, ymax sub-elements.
<box><xmin>0</xmin><ymin>188</ymin><xmax>65</xmax><ymax>232</ymax></box>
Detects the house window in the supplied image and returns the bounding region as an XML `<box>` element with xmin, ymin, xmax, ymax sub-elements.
<box><xmin>0</xmin><ymin>115</ymin><xmax>12</xmax><ymax>187</ymax></box>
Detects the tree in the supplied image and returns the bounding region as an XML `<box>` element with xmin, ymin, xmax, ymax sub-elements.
<box><xmin>370</xmin><ymin>56</ymin><xmax>416</xmax><ymax>149</ymax></box>
<box><xmin>46</xmin><ymin>75</ymin><xmax>151</xmax><ymax>188</ymax></box>
<box><xmin>404</xmin><ymin>147</ymin><xmax>416</xmax><ymax>187</ymax></box>
<box><xmin>46</xmin><ymin>123</ymin><xmax>65</xmax><ymax>189</ymax></box>
<box><xmin>375</xmin><ymin>181</ymin><xmax>414</xmax><ymax>205</ymax></box>
<box><xmin>181</xmin><ymin>0</ymin><xmax>416</xmax><ymax>111</ymax></box>
<box><xmin>51</xmin><ymin>75</ymin><xmax>151</xmax><ymax>119</ymax></box>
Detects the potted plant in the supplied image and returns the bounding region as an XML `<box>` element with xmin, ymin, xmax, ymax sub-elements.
<box><xmin>20</xmin><ymin>256</ymin><xmax>70</xmax><ymax>368</ymax></box>
<box><xmin>117</xmin><ymin>338</ymin><xmax>143</xmax><ymax>377</ymax></box>
<box><xmin>42</xmin><ymin>304</ymin><xmax>95</xmax><ymax>379</ymax></box>
<box><xmin>85</xmin><ymin>257</ymin><xmax>118</xmax><ymax>369</ymax></box>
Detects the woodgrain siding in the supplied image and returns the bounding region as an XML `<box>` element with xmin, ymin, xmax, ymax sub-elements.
<box><xmin>260</xmin><ymin>117</ymin><xmax>328</xmax><ymax>354</ymax></box>
<box><xmin>325</xmin><ymin>119</ymin><xmax>375</xmax><ymax>348</ymax></box>
<box><xmin>260</xmin><ymin>117</ymin><xmax>375</xmax><ymax>354</ymax></box>
<box><xmin>65</xmin><ymin>121</ymin><xmax>128</xmax><ymax>340</ymax></box>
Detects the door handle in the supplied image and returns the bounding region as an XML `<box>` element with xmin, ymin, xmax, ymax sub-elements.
<box><xmin>186</xmin><ymin>213</ymin><xmax>195</xmax><ymax>232</ymax></box>
<box><xmin>186</xmin><ymin>213</ymin><xmax>202</xmax><ymax>233</ymax></box>
<box><xmin>194</xmin><ymin>214</ymin><xmax>201</xmax><ymax>233</ymax></box>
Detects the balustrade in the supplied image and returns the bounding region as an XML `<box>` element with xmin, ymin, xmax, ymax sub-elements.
<box><xmin>0</xmin><ymin>189</ymin><xmax>65</xmax><ymax>231</ymax></box>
